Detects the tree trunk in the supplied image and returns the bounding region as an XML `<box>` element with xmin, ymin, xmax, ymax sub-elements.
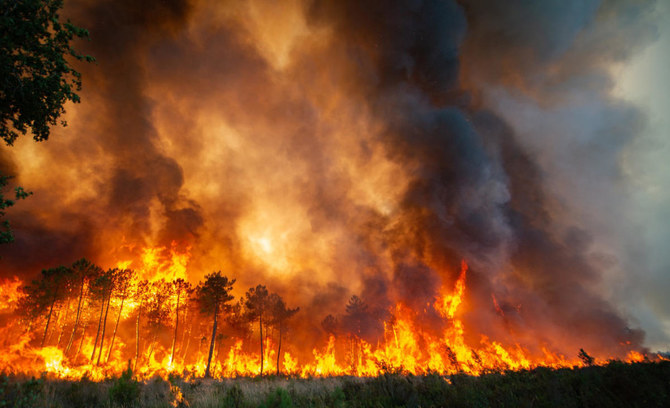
<box><xmin>259</xmin><ymin>314</ymin><xmax>264</xmax><ymax>377</ymax></box>
<box><xmin>169</xmin><ymin>289</ymin><xmax>181</xmax><ymax>366</ymax></box>
<box><xmin>66</xmin><ymin>279</ymin><xmax>84</xmax><ymax>354</ymax></box>
<box><xmin>47</xmin><ymin>307</ymin><xmax>60</xmax><ymax>345</ymax></box>
<box><xmin>147</xmin><ymin>334</ymin><xmax>157</xmax><ymax>363</ymax></box>
<box><xmin>276</xmin><ymin>322</ymin><xmax>282</xmax><ymax>375</ymax></box>
<box><xmin>134</xmin><ymin>307</ymin><xmax>141</xmax><ymax>372</ymax></box>
<box><xmin>106</xmin><ymin>295</ymin><xmax>125</xmax><ymax>363</ymax></box>
<box><xmin>56</xmin><ymin>298</ymin><xmax>71</xmax><ymax>347</ymax></box>
<box><xmin>41</xmin><ymin>296</ymin><xmax>57</xmax><ymax>347</ymax></box>
<box><xmin>180</xmin><ymin>307</ymin><xmax>189</xmax><ymax>349</ymax></box>
<box><xmin>75</xmin><ymin>320</ymin><xmax>88</xmax><ymax>360</ymax></box>
<box><xmin>96</xmin><ymin>291</ymin><xmax>112</xmax><ymax>365</ymax></box>
<box><xmin>182</xmin><ymin>319</ymin><xmax>192</xmax><ymax>362</ymax></box>
<box><xmin>205</xmin><ymin>303</ymin><xmax>218</xmax><ymax>378</ymax></box>
<box><xmin>90</xmin><ymin>294</ymin><xmax>106</xmax><ymax>361</ymax></box>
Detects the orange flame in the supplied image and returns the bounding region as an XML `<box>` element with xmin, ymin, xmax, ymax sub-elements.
<box><xmin>0</xmin><ymin>255</ymin><xmax>656</xmax><ymax>380</ymax></box>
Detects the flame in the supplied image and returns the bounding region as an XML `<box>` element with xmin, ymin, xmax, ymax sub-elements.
<box><xmin>0</xmin><ymin>276</ymin><xmax>22</xmax><ymax>313</ymax></box>
<box><xmin>0</xmin><ymin>256</ymin><xmax>657</xmax><ymax>380</ymax></box>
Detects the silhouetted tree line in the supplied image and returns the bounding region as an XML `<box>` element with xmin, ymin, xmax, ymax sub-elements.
<box><xmin>16</xmin><ymin>259</ymin><xmax>300</xmax><ymax>378</ymax></box>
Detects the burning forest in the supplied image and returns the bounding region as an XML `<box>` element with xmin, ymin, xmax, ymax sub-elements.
<box><xmin>0</xmin><ymin>0</ymin><xmax>668</xmax><ymax>382</ymax></box>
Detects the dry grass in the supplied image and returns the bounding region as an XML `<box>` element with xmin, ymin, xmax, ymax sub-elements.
<box><xmin>2</xmin><ymin>361</ymin><xmax>669</xmax><ymax>407</ymax></box>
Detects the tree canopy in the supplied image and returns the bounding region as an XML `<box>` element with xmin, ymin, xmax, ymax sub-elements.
<box><xmin>1</xmin><ymin>0</ymin><xmax>94</xmax><ymax>145</ymax></box>
<box><xmin>0</xmin><ymin>0</ymin><xmax>93</xmax><ymax>243</ymax></box>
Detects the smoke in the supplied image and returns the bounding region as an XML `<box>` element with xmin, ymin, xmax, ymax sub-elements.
<box><xmin>0</xmin><ymin>0</ymin><xmax>663</xmax><ymax>355</ymax></box>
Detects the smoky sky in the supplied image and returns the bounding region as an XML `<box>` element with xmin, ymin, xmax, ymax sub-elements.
<box><xmin>0</xmin><ymin>0</ymin><xmax>663</xmax><ymax>355</ymax></box>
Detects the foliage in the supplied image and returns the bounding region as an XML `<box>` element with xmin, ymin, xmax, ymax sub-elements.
<box><xmin>244</xmin><ymin>285</ymin><xmax>271</xmax><ymax>322</ymax></box>
<box><xmin>196</xmin><ymin>271</ymin><xmax>236</xmax><ymax>378</ymax></box>
<box><xmin>17</xmin><ymin>265</ymin><xmax>70</xmax><ymax>322</ymax></box>
<box><xmin>259</xmin><ymin>388</ymin><xmax>293</xmax><ymax>408</ymax></box>
<box><xmin>109</xmin><ymin>362</ymin><xmax>141</xmax><ymax>408</ymax></box>
<box><xmin>320</xmin><ymin>314</ymin><xmax>338</xmax><ymax>337</ymax></box>
<box><xmin>0</xmin><ymin>175</ymin><xmax>31</xmax><ymax>244</ymax></box>
<box><xmin>144</xmin><ymin>280</ymin><xmax>172</xmax><ymax>335</ymax></box>
<box><xmin>0</xmin><ymin>0</ymin><xmax>94</xmax><ymax>145</ymax></box>
<box><xmin>269</xmin><ymin>294</ymin><xmax>299</xmax><ymax>328</ymax></box>
<box><xmin>196</xmin><ymin>272</ymin><xmax>235</xmax><ymax>317</ymax></box>
<box><xmin>222</xmin><ymin>384</ymin><xmax>245</xmax><ymax>408</ymax></box>
<box><xmin>0</xmin><ymin>0</ymin><xmax>93</xmax><ymax>244</ymax></box>
<box><xmin>579</xmin><ymin>348</ymin><xmax>595</xmax><ymax>366</ymax></box>
<box><xmin>0</xmin><ymin>375</ymin><xmax>44</xmax><ymax>408</ymax></box>
<box><xmin>59</xmin><ymin>376</ymin><xmax>102</xmax><ymax>408</ymax></box>
<box><xmin>342</xmin><ymin>296</ymin><xmax>368</xmax><ymax>339</ymax></box>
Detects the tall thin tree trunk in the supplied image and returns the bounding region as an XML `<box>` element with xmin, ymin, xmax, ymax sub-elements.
<box><xmin>182</xmin><ymin>319</ymin><xmax>192</xmax><ymax>362</ymax></box>
<box><xmin>90</xmin><ymin>294</ymin><xmax>105</xmax><ymax>361</ymax></box>
<box><xmin>205</xmin><ymin>303</ymin><xmax>218</xmax><ymax>378</ymax></box>
<box><xmin>276</xmin><ymin>323</ymin><xmax>282</xmax><ymax>375</ymax></box>
<box><xmin>56</xmin><ymin>298</ymin><xmax>70</xmax><ymax>347</ymax></box>
<box><xmin>75</xmin><ymin>320</ymin><xmax>88</xmax><ymax>360</ymax></box>
<box><xmin>47</xmin><ymin>308</ymin><xmax>59</xmax><ymax>345</ymax></box>
<box><xmin>180</xmin><ymin>308</ymin><xmax>189</xmax><ymax>349</ymax></box>
<box><xmin>147</xmin><ymin>334</ymin><xmax>157</xmax><ymax>363</ymax></box>
<box><xmin>106</xmin><ymin>295</ymin><xmax>125</xmax><ymax>363</ymax></box>
<box><xmin>41</xmin><ymin>296</ymin><xmax>57</xmax><ymax>347</ymax></box>
<box><xmin>169</xmin><ymin>290</ymin><xmax>181</xmax><ymax>366</ymax></box>
<box><xmin>134</xmin><ymin>307</ymin><xmax>141</xmax><ymax>372</ymax></box>
<box><xmin>97</xmin><ymin>292</ymin><xmax>112</xmax><ymax>365</ymax></box>
<box><xmin>66</xmin><ymin>279</ymin><xmax>84</xmax><ymax>354</ymax></box>
<box><xmin>259</xmin><ymin>314</ymin><xmax>264</xmax><ymax>377</ymax></box>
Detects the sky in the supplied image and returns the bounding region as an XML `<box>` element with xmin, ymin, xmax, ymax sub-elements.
<box><xmin>614</xmin><ymin>0</ymin><xmax>670</xmax><ymax>350</ymax></box>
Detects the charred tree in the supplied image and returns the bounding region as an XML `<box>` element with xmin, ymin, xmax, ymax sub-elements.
<box><xmin>245</xmin><ymin>285</ymin><xmax>272</xmax><ymax>377</ymax></box>
<box><xmin>195</xmin><ymin>271</ymin><xmax>235</xmax><ymax>378</ymax></box>
<box><xmin>65</xmin><ymin>259</ymin><xmax>102</xmax><ymax>355</ymax></box>
<box><xmin>106</xmin><ymin>269</ymin><xmax>134</xmax><ymax>363</ymax></box>
<box><xmin>169</xmin><ymin>278</ymin><xmax>192</xmax><ymax>366</ymax></box>
<box><xmin>269</xmin><ymin>293</ymin><xmax>299</xmax><ymax>376</ymax></box>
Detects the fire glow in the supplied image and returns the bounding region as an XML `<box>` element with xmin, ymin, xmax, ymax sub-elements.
<box><xmin>0</xmin><ymin>253</ymin><xmax>651</xmax><ymax>380</ymax></box>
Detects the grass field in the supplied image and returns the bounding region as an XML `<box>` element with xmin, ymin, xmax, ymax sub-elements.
<box><xmin>1</xmin><ymin>360</ymin><xmax>669</xmax><ymax>407</ymax></box>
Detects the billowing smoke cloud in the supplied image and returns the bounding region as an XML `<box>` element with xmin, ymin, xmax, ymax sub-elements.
<box><xmin>0</xmin><ymin>0</ymin><xmax>662</xmax><ymax>356</ymax></box>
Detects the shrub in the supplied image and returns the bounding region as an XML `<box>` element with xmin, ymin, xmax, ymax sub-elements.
<box><xmin>260</xmin><ymin>388</ymin><xmax>293</xmax><ymax>408</ymax></box>
<box><xmin>109</xmin><ymin>363</ymin><xmax>141</xmax><ymax>408</ymax></box>
<box><xmin>60</xmin><ymin>376</ymin><xmax>103</xmax><ymax>408</ymax></box>
<box><xmin>222</xmin><ymin>384</ymin><xmax>245</xmax><ymax>408</ymax></box>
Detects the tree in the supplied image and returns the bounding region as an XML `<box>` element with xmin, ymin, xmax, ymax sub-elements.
<box><xmin>1</xmin><ymin>0</ymin><xmax>94</xmax><ymax>145</ymax></box>
<box><xmin>0</xmin><ymin>0</ymin><xmax>93</xmax><ymax>243</ymax></box>
<box><xmin>89</xmin><ymin>268</ymin><xmax>115</xmax><ymax>363</ymax></box>
<box><xmin>225</xmin><ymin>298</ymin><xmax>252</xmax><ymax>341</ymax></box>
<box><xmin>133</xmin><ymin>279</ymin><xmax>150</xmax><ymax>371</ymax></box>
<box><xmin>196</xmin><ymin>271</ymin><xmax>235</xmax><ymax>378</ymax></box>
<box><xmin>18</xmin><ymin>265</ymin><xmax>70</xmax><ymax>346</ymax></box>
<box><xmin>169</xmin><ymin>278</ymin><xmax>192</xmax><ymax>367</ymax></box>
<box><xmin>244</xmin><ymin>285</ymin><xmax>271</xmax><ymax>377</ymax></box>
<box><xmin>65</xmin><ymin>258</ymin><xmax>102</xmax><ymax>355</ymax></box>
<box><xmin>342</xmin><ymin>295</ymin><xmax>372</xmax><ymax>372</ymax></box>
<box><xmin>343</xmin><ymin>295</ymin><xmax>368</xmax><ymax>340</ymax></box>
<box><xmin>269</xmin><ymin>293</ymin><xmax>299</xmax><ymax>375</ymax></box>
<box><xmin>0</xmin><ymin>176</ymin><xmax>30</xmax><ymax>244</ymax></box>
<box><xmin>106</xmin><ymin>268</ymin><xmax>134</xmax><ymax>363</ymax></box>
<box><xmin>321</xmin><ymin>314</ymin><xmax>339</xmax><ymax>337</ymax></box>
<box><xmin>144</xmin><ymin>280</ymin><xmax>172</xmax><ymax>364</ymax></box>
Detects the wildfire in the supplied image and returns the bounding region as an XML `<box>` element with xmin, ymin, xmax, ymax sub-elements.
<box><xmin>0</xmin><ymin>252</ymin><xmax>655</xmax><ymax>381</ymax></box>
<box><xmin>0</xmin><ymin>276</ymin><xmax>22</xmax><ymax>313</ymax></box>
